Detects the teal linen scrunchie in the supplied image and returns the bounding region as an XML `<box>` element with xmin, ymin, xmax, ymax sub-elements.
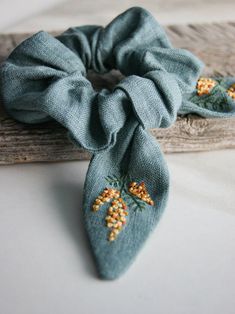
<box><xmin>1</xmin><ymin>7</ymin><xmax>235</xmax><ymax>279</ymax></box>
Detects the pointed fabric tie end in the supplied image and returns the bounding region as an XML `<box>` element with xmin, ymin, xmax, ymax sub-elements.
<box><xmin>1</xmin><ymin>7</ymin><xmax>235</xmax><ymax>280</ymax></box>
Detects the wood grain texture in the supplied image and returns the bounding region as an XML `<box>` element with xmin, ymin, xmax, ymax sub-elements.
<box><xmin>0</xmin><ymin>22</ymin><xmax>235</xmax><ymax>164</ymax></box>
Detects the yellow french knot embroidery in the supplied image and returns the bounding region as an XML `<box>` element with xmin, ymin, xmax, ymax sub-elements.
<box><xmin>227</xmin><ymin>84</ymin><xmax>235</xmax><ymax>100</ymax></box>
<box><xmin>92</xmin><ymin>180</ymin><xmax>154</xmax><ymax>242</ymax></box>
<box><xmin>196</xmin><ymin>78</ymin><xmax>235</xmax><ymax>101</ymax></box>
<box><xmin>129</xmin><ymin>182</ymin><xmax>154</xmax><ymax>206</ymax></box>
<box><xmin>196</xmin><ymin>77</ymin><xmax>217</xmax><ymax>96</ymax></box>
<box><xmin>92</xmin><ymin>188</ymin><xmax>128</xmax><ymax>241</ymax></box>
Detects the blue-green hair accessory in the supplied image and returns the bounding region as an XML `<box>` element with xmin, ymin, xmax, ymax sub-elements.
<box><xmin>1</xmin><ymin>7</ymin><xmax>235</xmax><ymax>279</ymax></box>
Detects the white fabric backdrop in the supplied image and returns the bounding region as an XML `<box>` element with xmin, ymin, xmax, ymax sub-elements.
<box><xmin>2</xmin><ymin>0</ymin><xmax>235</xmax><ymax>32</ymax></box>
<box><xmin>0</xmin><ymin>150</ymin><xmax>234</xmax><ymax>314</ymax></box>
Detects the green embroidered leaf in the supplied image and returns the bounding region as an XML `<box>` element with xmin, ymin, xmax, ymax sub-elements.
<box><xmin>123</xmin><ymin>190</ymin><xmax>147</xmax><ymax>212</ymax></box>
<box><xmin>105</xmin><ymin>174</ymin><xmax>151</xmax><ymax>212</ymax></box>
<box><xmin>105</xmin><ymin>175</ymin><xmax>122</xmax><ymax>187</ymax></box>
<box><xmin>189</xmin><ymin>84</ymin><xmax>230</xmax><ymax>112</ymax></box>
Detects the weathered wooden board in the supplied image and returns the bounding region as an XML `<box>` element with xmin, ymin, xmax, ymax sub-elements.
<box><xmin>0</xmin><ymin>22</ymin><xmax>235</xmax><ymax>164</ymax></box>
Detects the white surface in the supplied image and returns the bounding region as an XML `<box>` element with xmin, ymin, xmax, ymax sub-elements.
<box><xmin>0</xmin><ymin>0</ymin><xmax>66</xmax><ymax>32</ymax></box>
<box><xmin>2</xmin><ymin>0</ymin><xmax>235</xmax><ymax>32</ymax></box>
<box><xmin>0</xmin><ymin>150</ymin><xmax>235</xmax><ymax>314</ymax></box>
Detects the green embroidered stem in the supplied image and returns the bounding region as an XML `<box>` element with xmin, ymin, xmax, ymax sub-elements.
<box><xmin>105</xmin><ymin>174</ymin><xmax>149</xmax><ymax>212</ymax></box>
<box><xmin>124</xmin><ymin>190</ymin><xmax>147</xmax><ymax>212</ymax></box>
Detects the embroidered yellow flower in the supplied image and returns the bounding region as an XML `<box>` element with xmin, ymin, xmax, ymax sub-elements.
<box><xmin>92</xmin><ymin>175</ymin><xmax>155</xmax><ymax>242</ymax></box>
<box><xmin>105</xmin><ymin>198</ymin><xmax>128</xmax><ymax>241</ymax></box>
<box><xmin>196</xmin><ymin>77</ymin><xmax>217</xmax><ymax>96</ymax></box>
<box><xmin>92</xmin><ymin>188</ymin><xmax>128</xmax><ymax>241</ymax></box>
<box><xmin>92</xmin><ymin>188</ymin><xmax>120</xmax><ymax>212</ymax></box>
<box><xmin>227</xmin><ymin>84</ymin><xmax>235</xmax><ymax>100</ymax></box>
<box><xmin>129</xmin><ymin>182</ymin><xmax>154</xmax><ymax>206</ymax></box>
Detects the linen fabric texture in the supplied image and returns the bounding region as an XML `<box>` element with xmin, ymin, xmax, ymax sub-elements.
<box><xmin>1</xmin><ymin>7</ymin><xmax>235</xmax><ymax>279</ymax></box>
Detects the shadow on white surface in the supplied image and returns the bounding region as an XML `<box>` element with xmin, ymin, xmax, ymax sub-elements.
<box><xmin>51</xmin><ymin>180</ymin><xmax>97</xmax><ymax>278</ymax></box>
